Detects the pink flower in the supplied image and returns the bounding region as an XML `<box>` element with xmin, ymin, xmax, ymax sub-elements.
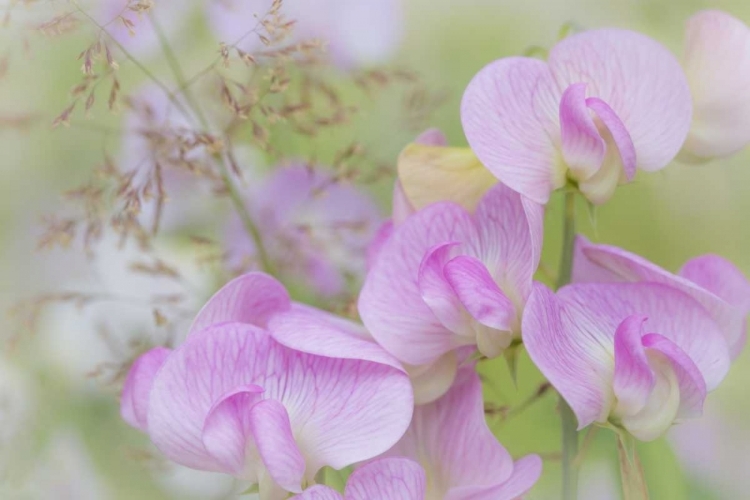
<box><xmin>461</xmin><ymin>29</ymin><xmax>693</xmax><ymax>205</ymax></box>
<box><xmin>207</xmin><ymin>0</ymin><xmax>403</xmax><ymax>69</ymax></box>
<box><xmin>358</xmin><ymin>183</ymin><xmax>542</xmax><ymax>402</ymax></box>
<box><xmin>225</xmin><ymin>165</ymin><xmax>383</xmax><ymax>297</ymax></box>
<box><xmin>573</xmin><ymin>235</ymin><xmax>750</xmax><ymax>358</ymax></box>
<box><xmin>292</xmin><ymin>458</ymin><xmax>425</xmax><ymax>500</ymax></box>
<box><xmin>380</xmin><ymin>367</ymin><xmax>542</xmax><ymax>499</ymax></box>
<box><xmin>121</xmin><ymin>273</ymin><xmax>413</xmax><ymax>499</ymax></box>
<box><xmin>680</xmin><ymin>10</ymin><xmax>750</xmax><ymax>162</ymax></box>
<box><xmin>523</xmin><ymin>282</ymin><xmax>731</xmax><ymax>441</ymax></box>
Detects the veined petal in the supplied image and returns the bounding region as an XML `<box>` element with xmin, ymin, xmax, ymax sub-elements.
<box><xmin>190</xmin><ymin>272</ymin><xmax>291</xmax><ymax>334</ymax></box>
<box><xmin>293</xmin><ymin>485</ymin><xmax>343</xmax><ymax>500</ymax></box>
<box><xmin>574</xmin><ymin>236</ymin><xmax>746</xmax><ymax>358</ymax></box>
<box><xmin>642</xmin><ymin>334</ymin><xmax>706</xmax><ymax>420</ymax></box>
<box><xmin>345</xmin><ymin>458</ymin><xmax>426</xmax><ymax>500</ymax></box>
<box><xmin>392</xmin><ymin>180</ymin><xmax>416</xmax><ymax>225</ymax></box>
<box><xmin>559</xmin><ymin>83</ymin><xmax>606</xmax><ymax>181</ymax></box>
<box><xmin>522</xmin><ymin>283</ymin><xmax>613</xmax><ymax>428</ymax></box>
<box><xmin>121</xmin><ymin>347</ymin><xmax>171</xmax><ymax>432</ymax></box>
<box><xmin>419</xmin><ymin>242</ymin><xmax>471</xmax><ymax>335</ymax></box>
<box><xmin>613</xmin><ymin>316</ymin><xmax>654</xmax><ymax>417</ymax></box>
<box><xmin>549</xmin><ymin>29</ymin><xmax>692</xmax><ymax>173</ymax></box>
<box><xmin>398</xmin><ymin>144</ymin><xmax>497</xmax><ymax>211</ymax></box>
<box><xmin>473</xmin><ymin>183</ymin><xmax>544</xmax><ymax>305</ymax></box>
<box><xmin>586</xmin><ymin>97</ymin><xmax>637</xmax><ymax>181</ymax></box>
<box><xmin>248</xmin><ymin>400</ymin><xmax>306</xmax><ymax>494</ymax></box>
<box><xmin>359</xmin><ymin>202</ymin><xmax>478</xmax><ymax>365</ymax></box>
<box><xmin>682</xmin><ymin>10</ymin><xmax>750</xmax><ymax>160</ymax></box>
<box><xmin>202</xmin><ymin>386</ymin><xmax>266</xmax><ymax>478</ymax></box>
<box><xmin>296</xmin><ymin>487</ymin><xmax>342</xmax><ymax>500</ymax></box>
<box><xmin>446</xmin><ymin>454</ymin><xmax>543</xmax><ymax>500</ymax></box>
<box><xmin>461</xmin><ymin>57</ymin><xmax>560</xmax><ymax>204</ymax></box>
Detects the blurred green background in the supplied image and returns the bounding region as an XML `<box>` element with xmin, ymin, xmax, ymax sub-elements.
<box><xmin>1</xmin><ymin>0</ymin><xmax>749</xmax><ymax>498</ymax></box>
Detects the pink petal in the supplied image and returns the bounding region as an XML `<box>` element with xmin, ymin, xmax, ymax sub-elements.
<box><xmin>345</xmin><ymin>458</ymin><xmax>426</xmax><ymax>500</ymax></box>
<box><xmin>682</xmin><ymin>10</ymin><xmax>750</xmax><ymax>159</ymax></box>
<box><xmin>679</xmin><ymin>255</ymin><xmax>750</xmax><ymax>311</ymax></box>
<box><xmin>460</xmin><ymin>57</ymin><xmax>560</xmax><ymax>204</ymax></box>
<box><xmin>121</xmin><ymin>347</ymin><xmax>171</xmax><ymax>432</ymax></box>
<box><xmin>642</xmin><ymin>334</ymin><xmax>706</xmax><ymax>420</ymax></box>
<box><xmin>522</xmin><ymin>283</ymin><xmax>612</xmax><ymax>428</ymax></box>
<box><xmin>447</xmin><ymin>454</ymin><xmax>543</xmax><ymax>500</ymax></box>
<box><xmin>444</xmin><ymin>255</ymin><xmax>515</xmax><ymax>333</ymax></box>
<box><xmin>586</xmin><ymin>96</ymin><xmax>637</xmax><ymax>181</ymax></box>
<box><xmin>148</xmin><ymin>323</ymin><xmax>413</xmax><ymax>476</ymax></box>
<box><xmin>190</xmin><ymin>272</ymin><xmax>290</xmax><ymax>334</ymax></box>
<box><xmin>359</xmin><ymin>203</ymin><xmax>479</xmax><ymax>365</ymax></box>
<box><xmin>366</xmin><ymin>221</ymin><xmax>394</xmax><ymax>271</ymax></box>
<box><xmin>294</xmin><ymin>485</ymin><xmax>344</xmax><ymax>500</ymax></box>
<box><xmin>408</xmin><ymin>351</ymin><xmax>459</xmax><ymax>405</ymax></box>
<box><xmin>392</xmin><ymin>180</ymin><xmax>416</xmax><ymax>225</ymax></box>
<box><xmin>419</xmin><ymin>242</ymin><xmax>470</xmax><ymax>335</ymax></box>
<box><xmin>548</xmin><ymin>29</ymin><xmax>692</xmax><ymax>173</ymax></box>
<box><xmin>574</xmin><ymin>236</ymin><xmax>747</xmax><ymax>358</ymax></box>
<box><xmin>202</xmin><ymin>386</ymin><xmax>265</xmax><ymax>477</ymax></box>
<box><xmin>415</xmin><ymin>127</ymin><xmax>448</xmax><ymax>147</ymax></box>
<box><xmin>387</xmin><ymin>368</ymin><xmax>515</xmax><ymax>493</ymax></box>
<box><xmin>248</xmin><ymin>399</ymin><xmax>306</xmax><ymax>493</ymax></box>
<box><xmin>559</xmin><ymin>83</ymin><xmax>606</xmax><ymax>181</ymax></box>
<box><xmin>473</xmin><ymin>183</ymin><xmax>544</xmax><ymax>304</ymax></box>
<box><xmin>612</xmin><ymin>316</ymin><xmax>654</xmax><ymax>416</ymax></box>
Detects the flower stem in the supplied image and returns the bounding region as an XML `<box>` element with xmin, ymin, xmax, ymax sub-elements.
<box><xmin>556</xmin><ymin>190</ymin><xmax>579</xmax><ymax>500</ymax></box>
<box><xmin>148</xmin><ymin>13</ymin><xmax>275</xmax><ymax>275</ymax></box>
<box><xmin>615</xmin><ymin>430</ymin><xmax>649</xmax><ymax>500</ymax></box>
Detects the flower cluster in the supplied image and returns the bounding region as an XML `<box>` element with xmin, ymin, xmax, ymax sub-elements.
<box><xmin>115</xmin><ymin>7</ymin><xmax>750</xmax><ymax>500</ymax></box>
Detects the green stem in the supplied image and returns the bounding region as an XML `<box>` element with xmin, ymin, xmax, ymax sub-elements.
<box><xmin>557</xmin><ymin>190</ymin><xmax>579</xmax><ymax>500</ymax></box>
<box><xmin>149</xmin><ymin>13</ymin><xmax>275</xmax><ymax>275</ymax></box>
<box><xmin>615</xmin><ymin>430</ymin><xmax>649</xmax><ymax>500</ymax></box>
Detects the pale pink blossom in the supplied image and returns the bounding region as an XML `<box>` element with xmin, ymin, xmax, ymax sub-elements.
<box><xmin>358</xmin><ymin>183</ymin><xmax>542</xmax><ymax>402</ymax></box>
<box><xmin>293</xmin><ymin>458</ymin><xmax>425</xmax><ymax>500</ymax></box>
<box><xmin>573</xmin><ymin>235</ymin><xmax>750</xmax><ymax>357</ymax></box>
<box><xmin>680</xmin><ymin>10</ymin><xmax>750</xmax><ymax>161</ymax></box>
<box><xmin>207</xmin><ymin>0</ymin><xmax>403</xmax><ymax>69</ymax></box>
<box><xmin>225</xmin><ymin>165</ymin><xmax>383</xmax><ymax>297</ymax></box>
<box><xmin>523</xmin><ymin>282</ymin><xmax>731</xmax><ymax>441</ymax></box>
<box><xmin>380</xmin><ymin>367</ymin><xmax>542</xmax><ymax>499</ymax></box>
<box><xmin>121</xmin><ymin>273</ymin><xmax>413</xmax><ymax>499</ymax></box>
<box><xmin>461</xmin><ymin>29</ymin><xmax>692</xmax><ymax>205</ymax></box>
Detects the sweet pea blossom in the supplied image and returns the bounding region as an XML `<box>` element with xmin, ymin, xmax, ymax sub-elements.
<box><xmin>208</xmin><ymin>0</ymin><xmax>403</xmax><ymax>69</ymax></box>
<box><xmin>359</xmin><ymin>183</ymin><xmax>542</xmax><ymax>402</ymax></box>
<box><xmin>523</xmin><ymin>282</ymin><xmax>731</xmax><ymax>441</ymax></box>
<box><xmin>293</xmin><ymin>458</ymin><xmax>425</xmax><ymax>500</ymax></box>
<box><xmin>573</xmin><ymin>236</ymin><xmax>750</xmax><ymax>358</ymax></box>
<box><xmin>121</xmin><ymin>273</ymin><xmax>413</xmax><ymax>499</ymax></box>
<box><xmin>680</xmin><ymin>10</ymin><xmax>750</xmax><ymax>162</ymax></box>
<box><xmin>461</xmin><ymin>29</ymin><xmax>693</xmax><ymax>205</ymax></box>
<box><xmin>380</xmin><ymin>367</ymin><xmax>542</xmax><ymax>499</ymax></box>
<box><xmin>225</xmin><ymin>165</ymin><xmax>383</xmax><ymax>297</ymax></box>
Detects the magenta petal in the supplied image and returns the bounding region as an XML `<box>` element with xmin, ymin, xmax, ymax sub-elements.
<box><xmin>461</xmin><ymin>57</ymin><xmax>559</xmax><ymax>204</ymax></box>
<box><xmin>248</xmin><ymin>399</ymin><xmax>306</xmax><ymax>493</ymax></box>
<box><xmin>559</xmin><ymin>83</ymin><xmax>606</xmax><ymax>180</ymax></box>
<box><xmin>586</xmin><ymin>97</ymin><xmax>637</xmax><ymax>181</ymax></box>
<box><xmin>202</xmin><ymin>385</ymin><xmax>265</xmax><ymax>477</ymax></box>
<box><xmin>548</xmin><ymin>29</ymin><xmax>692</xmax><ymax>173</ymax></box>
<box><xmin>613</xmin><ymin>316</ymin><xmax>654</xmax><ymax>416</ymax></box>
<box><xmin>522</xmin><ymin>283</ymin><xmax>612</xmax><ymax>428</ymax></box>
<box><xmin>444</xmin><ymin>255</ymin><xmax>515</xmax><ymax>331</ymax></box>
<box><xmin>419</xmin><ymin>242</ymin><xmax>468</xmax><ymax>334</ymax></box>
<box><xmin>190</xmin><ymin>272</ymin><xmax>291</xmax><ymax>334</ymax></box>
<box><xmin>294</xmin><ymin>485</ymin><xmax>344</xmax><ymax>500</ymax></box>
<box><xmin>642</xmin><ymin>334</ymin><xmax>706</xmax><ymax>420</ymax></box>
<box><xmin>345</xmin><ymin>458</ymin><xmax>426</xmax><ymax>500</ymax></box>
<box><xmin>121</xmin><ymin>347</ymin><xmax>171</xmax><ymax>432</ymax></box>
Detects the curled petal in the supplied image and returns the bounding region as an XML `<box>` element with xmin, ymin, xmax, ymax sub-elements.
<box><xmin>419</xmin><ymin>242</ymin><xmax>471</xmax><ymax>335</ymax></box>
<box><xmin>559</xmin><ymin>82</ymin><xmax>606</xmax><ymax>181</ymax></box>
<box><xmin>121</xmin><ymin>347</ymin><xmax>171</xmax><ymax>432</ymax></box>
<box><xmin>586</xmin><ymin>97</ymin><xmax>637</xmax><ymax>181</ymax></box>
<box><xmin>682</xmin><ymin>10</ymin><xmax>750</xmax><ymax>160</ymax></box>
<box><xmin>613</xmin><ymin>316</ymin><xmax>654</xmax><ymax>417</ymax></box>
<box><xmin>461</xmin><ymin>57</ymin><xmax>560</xmax><ymax>204</ymax></box>
<box><xmin>407</xmin><ymin>351</ymin><xmax>459</xmax><ymax>405</ymax></box>
<box><xmin>345</xmin><ymin>458</ymin><xmax>426</xmax><ymax>500</ymax></box>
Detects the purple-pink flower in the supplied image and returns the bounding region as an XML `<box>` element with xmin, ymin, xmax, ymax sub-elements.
<box><xmin>523</xmin><ymin>282</ymin><xmax>731</xmax><ymax>441</ymax></box>
<box><xmin>358</xmin><ymin>183</ymin><xmax>542</xmax><ymax>401</ymax></box>
<box><xmin>573</xmin><ymin>236</ymin><xmax>750</xmax><ymax>357</ymax></box>
<box><xmin>121</xmin><ymin>273</ymin><xmax>412</xmax><ymax>498</ymax></box>
<box><xmin>461</xmin><ymin>29</ymin><xmax>693</xmax><ymax>205</ymax></box>
<box><xmin>225</xmin><ymin>165</ymin><xmax>383</xmax><ymax>297</ymax></box>
<box><xmin>680</xmin><ymin>10</ymin><xmax>750</xmax><ymax>161</ymax></box>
